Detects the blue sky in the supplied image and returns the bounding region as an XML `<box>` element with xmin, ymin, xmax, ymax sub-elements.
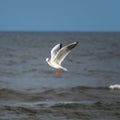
<box><xmin>0</xmin><ymin>0</ymin><xmax>120</xmax><ymax>31</ymax></box>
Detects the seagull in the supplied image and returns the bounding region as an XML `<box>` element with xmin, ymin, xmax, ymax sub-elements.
<box><xmin>46</xmin><ymin>42</ymin><xmax>78</xmax><ymax>76</ymax></box>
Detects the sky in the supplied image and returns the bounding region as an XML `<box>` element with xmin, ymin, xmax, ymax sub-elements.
<box><xmin>0</xmin><ymin>0</ymin><xmax>120</xmax><ymax>31</ymax></box>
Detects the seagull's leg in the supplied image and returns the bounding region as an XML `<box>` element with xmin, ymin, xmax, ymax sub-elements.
<box><xmin>56</xmin><ymin>69</ymin><xmax>60</xmax><ymax>77</ymax></box>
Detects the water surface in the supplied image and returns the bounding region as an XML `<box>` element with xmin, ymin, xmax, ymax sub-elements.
<box><xmin>0</xmin><ymin>32</ymin><xmax>120</xmax><ymax>120</ymax></box>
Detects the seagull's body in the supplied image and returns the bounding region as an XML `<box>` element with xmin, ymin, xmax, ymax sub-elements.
<box><xmin>46</xmin><ymin>42</ymin><xmax>78</xmax><ymax>76</ymax></box>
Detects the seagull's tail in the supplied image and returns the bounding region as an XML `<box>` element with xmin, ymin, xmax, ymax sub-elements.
<box><xmin>56</xmin><ymin>64</ymin><xmax>67</xmax><ymax>71</ymax></box>
<box><xmin>60</xmin><ymin>66</ymin><xmax>67</xmax><ymax>71</ymax></box>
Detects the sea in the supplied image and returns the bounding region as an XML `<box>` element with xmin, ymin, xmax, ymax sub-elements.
<box><xmin>0</xmin><ymin>31</ymin><xmax>120</xmax><ymax>120</ymax></box>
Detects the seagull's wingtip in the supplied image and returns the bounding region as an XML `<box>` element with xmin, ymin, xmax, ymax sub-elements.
<box><xmin>72</xmin><ymin>42</ymin><xmax>78</xmax><ymax>46</ymax></box>
<box><xmin>72</xmin><ymin>41</ymin><xmax>78</xmax><ymax>45</ymax></box>
<box><xmin>75</xmin><ymin>41</ymin><xmax>78</xmax><ymax>44</ymax></box>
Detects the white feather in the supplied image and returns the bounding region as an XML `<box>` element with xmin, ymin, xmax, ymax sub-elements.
<box><xmin>46</xmin><ymin>42</ymin><xmax>78</xmax><ymax>71</ymax></box>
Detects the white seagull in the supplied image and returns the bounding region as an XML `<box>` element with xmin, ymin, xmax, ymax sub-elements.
<box><xmin>46</xmin><ymin>42</ymin><xmax>78</xmax><ymax>76</ymax></box>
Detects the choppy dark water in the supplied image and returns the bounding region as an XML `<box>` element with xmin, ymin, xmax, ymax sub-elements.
<box><xmin>0</xmin><ymin>32</ymin><xmax>120</xmax><ymax>120</ymax></box>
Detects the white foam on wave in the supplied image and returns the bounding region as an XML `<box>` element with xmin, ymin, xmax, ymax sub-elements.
<box><xmin>109</xmin><ymin>84</ymin><xmax>120</xmax><ymax>90</ymax></box>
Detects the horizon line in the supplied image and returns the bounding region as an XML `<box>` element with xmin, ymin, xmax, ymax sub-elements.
<box><xmin>0</xmin><ymin>30</ymin><xmax>120</xmax><ymax>33</ymax></box>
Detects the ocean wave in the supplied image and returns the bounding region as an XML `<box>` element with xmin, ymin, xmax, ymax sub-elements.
<box><xmin>0</xmin><ymin>86</ymin><xmax>120</xmax><ymax>120</ymax></box>
<box><xmin>109</xmin><ymin>84</ymin><xmax>120</xmax><ymax>90</ymax></box>
<box><xmin>0</xmin><ymin>100</ymin><xmax>119</xmax><ymax>117</ymax></box>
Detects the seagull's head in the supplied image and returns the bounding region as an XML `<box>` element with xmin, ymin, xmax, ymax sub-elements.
<box><xmin>46</xmin><ymin>58</ymin><xmax>49</xmax><ymax>62</ymax></box>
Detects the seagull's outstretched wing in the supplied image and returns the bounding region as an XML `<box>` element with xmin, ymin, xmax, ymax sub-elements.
<box><xmin>54</xmin><ymin>42</ymin><xmax>78</xmax><ymax>64</ymax></box>
<box><xmin>51</xmin><ymin>43</ymin><xmax>62</xmax><ymax>61</ymax></box>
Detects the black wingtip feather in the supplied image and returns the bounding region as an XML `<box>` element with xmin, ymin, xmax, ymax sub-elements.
<box><xmin>67</xmin><ymin>42</ymin><xmax>78</xmax><ymax>50</ymax></box>
<box><xmin>60</xmin><ymin>43</ymin><xmax>62</xmax><ymax>49</ymax></box>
